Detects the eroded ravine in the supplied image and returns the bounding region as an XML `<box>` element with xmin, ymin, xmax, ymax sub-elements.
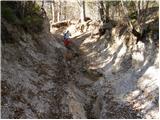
<box><xmin>55</xmin><ymin>35</ymin><xmax>144</xmax><ymax>119</ymax></box>
<box><xmin>2</xmin><ymin>14</ymin><xmax>158</xmax><ymax>119</ymax></box>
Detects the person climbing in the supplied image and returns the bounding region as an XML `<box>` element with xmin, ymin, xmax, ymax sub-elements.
<box><xmin>63</xmin><ymin>30</ymin><xmax>79</xmax><ymax>58</ymax></box>
<box><xmin>63</xmin><ymin>30</ymin><xmax>72</xmax><ymax>48</ymax></box>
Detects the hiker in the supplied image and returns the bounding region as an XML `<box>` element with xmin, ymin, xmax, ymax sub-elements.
<box><xmin>63</xmin><ymin>30</ymin><xmax>79</xmax><ymax>57</ymax></box>
<box><xmin>63</xmin><ymin>30</ymin><xmax>72</xmax><ymax>48</ymax></box>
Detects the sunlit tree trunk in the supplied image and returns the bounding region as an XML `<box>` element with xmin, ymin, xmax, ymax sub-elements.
<box><xmin>80</xmin><ymin>0</ymin><xmax>86</xmax><ymax>22</ymax></box>
<box><xmin>77</xmin><ymin>0</ymin><xmax>86</xmax><ymax>22</ymax></box>
<box><xmin>51</xmin><ymin>0</ymin><xmax>55</xmax><ymax>22</ymax></box>
<box><xmin>57</xmin><ymin>1</ymin><xmax>61</xmax><ymax>22</ymax></box>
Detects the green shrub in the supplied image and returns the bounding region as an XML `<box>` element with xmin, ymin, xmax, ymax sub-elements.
<box><xmin>32</xmin><ymin>15</ymin><xmax>43</xmax><ymax>28</ymax></box>
<box><xmin>22</xmin><ymin>15</ymin><xmax>43</xmax><ymax>33</ymax></box>
<box><xmin>32</xmin><ymin>3</ymin><xmax>41</xmax><ymax>14</ymax></box>
<box><xmin>129</xmin><ymin>11</ymin><xmax>137</xmax><ymax>20</ymax></box>
<box><xmin>2</xmin><ymin>6</ymin><xmax>17</xmax><ymax>23</ymax></box>
<box><xmin>2</xmin><ymin>1</ymin><xmax>44</xmax><ymax>33</ymax></box>
<box><xmin>22</xmin><ymin>16</ymin><xmax>32</xmax><ymax>25</ymax></box>
<box><xmin>21</xmin><ymin>2</ymin><xmax>44</xmax><ymax>33</ymax></box>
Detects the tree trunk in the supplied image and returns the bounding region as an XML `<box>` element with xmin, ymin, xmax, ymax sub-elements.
<box><xmin>98</xmin><ymin>1</ymin><xmax>105</xmax><ymax>22</ymax></box>
<box><xmin>57</xmin><ymin>1</ymin><xmax>61</xmax><ymax>22</ymax></box>
<box><xmin>77</xmin><ymin>0</ymin><xmax>86</xmax><ymax>22</ymax></box>
<box><xmin>51</xmin><ymin>0</ymin><xmax>55</xmax><ymax>22</ymax></box>
<box><xmin>105</xmin><ymin>1</ymin><xmax>109</xmax><ymax>22</ymax></box>
<box><xmin>137</xmin><ymin>1</ymin><xmax>140</xmax><ymax>24</ymax></box>
<box><xmin>121</xmin><ymin>0</ymin><xmax>142</xmax><ymax>43</ymax></box>
<box><xmin>80</xmin><ymin>0</ymin><xmax>86</xmax><ymax>22</ymax></box>
<box><xmin>121</xmin><ymin>0</ymin><xmax>133</xmax><ymax>29</ymax></box>
<box><xmin>51</xmin><ymin>20</ymin><xmax>69</xmax><ymax>28</ymax></box>
<box><xmin>41</xmin><ymin>0</ymin><xmax>44</xmax><ymax>8</ymax></box>
<box><xmin>64</xmin><ymin>1</ymin><xmax>67</xmax><ymax>20</ymax></box>
<box><xmin>141</xmin><ymin>1</ymin><xmax>149</xmax><ymax>25</ymax></box>
<box><xmin>140</xmin><ymin>0</ymin><xmax>143</xmax><ymax>10</ymax></box>
<box><xmin>21</xmin><ymin>1</ymin><xmax>26</xmax><ymax>18</ymax></box>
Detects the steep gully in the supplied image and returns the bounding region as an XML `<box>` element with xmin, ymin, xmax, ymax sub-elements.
<box><xmin>53</xmin><ymin>32</ymin><xmax>143</xmax><ymax>119</ymax></box>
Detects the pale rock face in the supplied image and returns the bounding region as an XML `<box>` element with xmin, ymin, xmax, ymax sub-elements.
<box><xmin>74</xmin><ymin>22</ymin><xmax>159</xmax><ymax>118</ymax></box>
<box><xmin>67</xmin><ymin>93</ymin><xmax>86</xmax><ymax>119</ymax></box>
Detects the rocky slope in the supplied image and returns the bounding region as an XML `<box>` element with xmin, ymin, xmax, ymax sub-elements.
<box><xmin>2</xmin><ymin>13</ymin><xmax>159</xmax><ymax>119</ymax></box>
<box><xmin>69</xmin><ymin>18</ymin><xmax>159</xmax><ymax>119</ymax></box>
<box><xmin>2</xmin><ymin>17</ymin><xmax>100</xmax><ymax>119</ymax></box>
<box><xmin>77</xmin><ymin>28</ymin><xmax>159</xmax><ymax>119</ymax></box>
<box><xmin>57</xmin><ymin>16</ymin><xmax>159</xmax><ymax>118</ymax></box>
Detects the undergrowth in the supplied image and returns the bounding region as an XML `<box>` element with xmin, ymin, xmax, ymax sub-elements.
<box><xmin>1</xmin><ymin>1</ymin><xmax>44</xmax><ymax>33</ymax></box>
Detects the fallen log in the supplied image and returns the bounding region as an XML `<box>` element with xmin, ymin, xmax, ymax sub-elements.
<box><xmin>51</xmin><ymin>20</ymin><xmax>70</xmax><ymax>28</ymax></box>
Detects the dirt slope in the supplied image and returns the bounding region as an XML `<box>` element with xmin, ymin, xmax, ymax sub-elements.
<box><xmin>2</xmin><ymin>16</ymin><xmax>159</xmax><ymax>119</ymax></box>
<box><xmin>69</xmin><ymin>19</ymin><xmax>159</xmax><ymax>119</ymax></box>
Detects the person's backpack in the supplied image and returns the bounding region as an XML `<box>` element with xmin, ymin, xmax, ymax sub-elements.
<box><xmin>64</xmin><ymin>33</ymin><xmax>67</xmax><ymax>40</ymax></box>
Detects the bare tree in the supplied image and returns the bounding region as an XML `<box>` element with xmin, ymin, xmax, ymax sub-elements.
<box><xmin>77</xmin><ymin>0</ymin><xmax>86</xmax><ymax>22</ymax></box>
<box><xmin>51</xmin><ymin>0</ymin><xmax>55</xmax><ymax>22</ymax></box>
<box><xmin>64</xmin><ymin>1</ymin><xmax>67</xmax><ymax>20</ymax></box>
<box><xmin>98</xmin><ymin>1</ymin><xmax>105</xmax><ymax>22</ymax></box>
<box><xmin>121</xmin><ymin>0</ymin><xmax>133</xmax><ymax>29</ymax></box>
<box><xmin>21</xmin><ymin>1</ymin><xmax>26</xmax><ymax>18</ymax></box>
<box><xmin>121</xmin><ymin>0</ymin><xmax>152</xmax><ymax>43</ymax></box>
<box><xmin>98</xmin><ymin>1</ymin><xmax>110</xmax><ymax>23</ymax></box>
<box><xmin>41</xmin><ymin>0</ymin><xmax>44</xmax><ymax>8</ymax></box>
<box><xmin>105</xmin><ymin>1</ymin><xmax>109</xmax><ymax>22</ymax></box>
<box><xmin>57</xmin><ymin>0</ymin><xmax>61</xmax><ymax>22</ymax></box>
